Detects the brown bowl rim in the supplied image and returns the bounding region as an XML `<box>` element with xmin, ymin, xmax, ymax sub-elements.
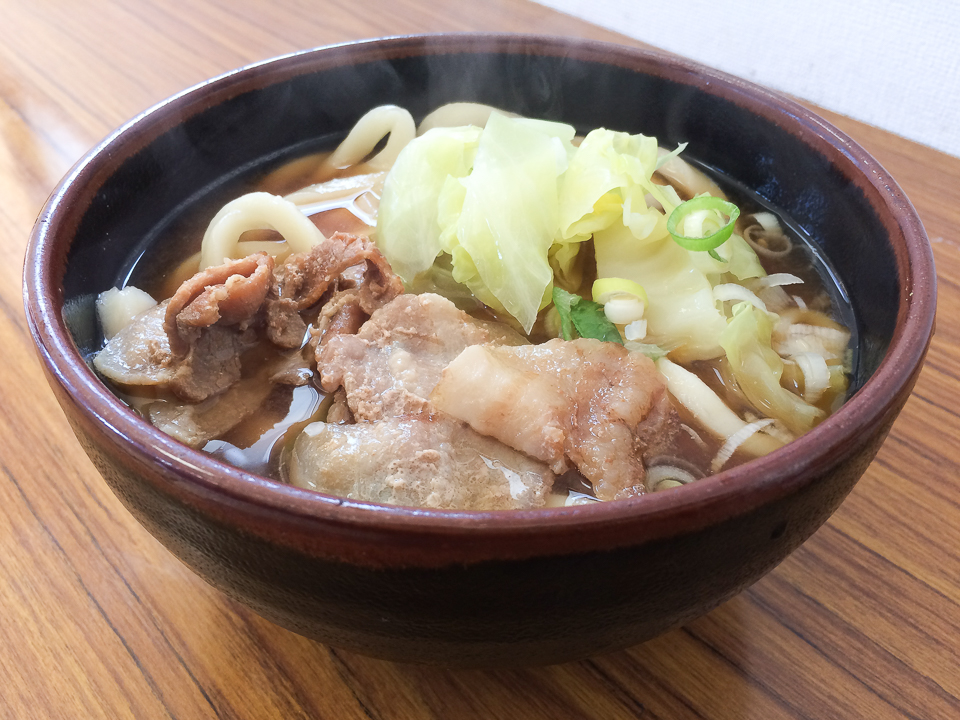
<box><xmin>23</xmin><ymin>33</ymin><xmax>936</xmax><ymax>565</ymax></box>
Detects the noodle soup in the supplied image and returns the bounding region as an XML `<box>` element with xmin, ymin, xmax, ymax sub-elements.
<box><xmin>92</xmin><ymin>104</ymin><xmax>854</xmax><ymax>510</ymax></box>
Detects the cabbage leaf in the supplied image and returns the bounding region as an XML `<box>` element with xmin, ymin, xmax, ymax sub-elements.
<box><xmin>439</xmin><ymin>112</ymin><xmax>576</xmax><ymax>332</ymax></box>
<box><xmin>376</xmin><ymin>126</ymin><xmax>482</xmax><ymax>281</ymax></box>
<box><xmin>594</xmin><ymin>220</ymin><xmax>728</xmax><ymax>361</ymax></box>
<box><xmin>720</xmin><ymin>302</ymin><xmax>824</xmax><ymax>434</ymax></box>
<box><xmin>375</xmin><ymin>114</ymin><xmax>715</xmax><ymax>335</ymax></box>
<box><xmin>689</xmin><ymin>232</ymin><xmax>766</xmax><ymax>281</ymax></box>
<box><xmin>558</xmin><ymin>128</ymin><xmax>676</xmax><ymax>244</ymax></box>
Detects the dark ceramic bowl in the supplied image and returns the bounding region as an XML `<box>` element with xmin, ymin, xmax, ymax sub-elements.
<box><xmin>24</xmin><ymin>34</ymin><xmax>936</xmax><ymax>666</ymax></box>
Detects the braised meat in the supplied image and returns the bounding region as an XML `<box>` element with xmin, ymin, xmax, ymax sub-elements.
<box><xmin>317</xmin><ymin>293</ymin><xmax>523</xmax><ymax>421</ymax></box>
<box><xmin>431</xmin><ymin>338</ymin><xmax>678</xmax><ymax>500</ymax></box>
<box><xmin>288</xmin><ymin>413</ymin><xmax>553</xmax><ymax>510</ymax></box>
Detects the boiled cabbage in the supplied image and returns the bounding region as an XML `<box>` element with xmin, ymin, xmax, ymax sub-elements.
<box><xmin>375</xmin><ymin>114</ymin><xmax>739</xmax><ymax>335</ymax></box>
<box><xmin>720</xmin><ymin>302</ymin><xmax>824</xmax><ymax>434</ymax></box>
<box><xmin>689</xmin><ymin>232</ymin><xmax>766</xmax><ymax>281</ymax></box>
<box><xmin>558</xmin><ymin>128</ymin><xmax>681</xmax><ymax>244</ymax></box>
<box><xmin>594</xmin><ymin>220</ymin><xmax>728</xmax><ymax>361</ymax></box>
<box><xmin>376</xmin><ymin>125</ymin><xmax>482</xmax><ymax>280</ymax></box>
<box><xmin>441</xmin><ymin>113</ymin><xmax>575</xmax><ymax>331</ymax></box>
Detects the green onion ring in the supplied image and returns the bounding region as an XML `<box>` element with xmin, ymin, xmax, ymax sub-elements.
<box><xmin>667</xmin><ymin>196</ymin><xmax>741</xmax><ymax>253</ymax></box>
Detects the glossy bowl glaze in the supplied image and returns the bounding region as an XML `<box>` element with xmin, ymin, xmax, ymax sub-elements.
<box><xmin>24</xmin><ymin>34</ymin><xmax>936</xmax><ymax>666</ymax></box>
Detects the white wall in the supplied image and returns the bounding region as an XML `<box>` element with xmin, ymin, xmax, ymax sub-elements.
<box><xmin>534</xmin><ymin>0</ymin><xmax>960</xmax><ymax>157</ymax></box>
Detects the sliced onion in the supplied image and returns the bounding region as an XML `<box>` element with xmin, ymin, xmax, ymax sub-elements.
<box><xmin>744</xmin><ymin>222</ymin><xmax>793</xmax><ymax>258</ymax></box>
<box><xmin>656</xmin><ymin>357</ymin><xmax>783</xmax><ymax>458</ymax></box>
<box><xmin>752</xmin><ymin>212</ymin><xmax>781</xmax><ymax>233</ymax></box>
<box><xmin>647</xmin><ymin>465</ymin><xmax>698</xmax><ymax>492</ymax></box>
<box><xmin>564</xmin><ymin>491</ymin><xmax>600</xmax><ymax>506</ymax></box>
<box><xmin>680</xmin><ymin>423</ymin><xmax>709</xmax><ymax>450</ymax></box>
<box><xmin>667</xmin><ymin>196</ymin><xmax>740</xmax><ymax>253</ymax></box>
<box><xmin>603</xmin><ymin>297</ymin><xmax>646</xmax><ymax>325</ymax></box>
<box><xmin>757</xmin><ymin>284</ymin><xmax>792</xmax><ymax>313</ymax></box>
<box><xmin>794</xmin><ymin>352</ymin><xmax>831</xmax><ymax>403</ymax></box>
<box><xmin>742</xmin><ymin>411</ymin><xmax>795</xmax><ymax>444</ymax></box>
<box><xmin>774</xmin><ymin>323</ymin><xmax>850</xmax><ymax>361</ymax></box>
<box><xmin>593</xmin><ymin>277</ymin><xmax>648</xmax><ymax>306</ymax></box>
<box><xmin>713</xmin><ymin>283</ymin><xmax>767</xmax><ymax>311</ymax></box>
<box><xmin>647</xmin><ymin>455</ymin><xmax>705</xmax><ymax>477</ymax></box>
<box><xmin>711</xmin><ymin>418</ymin><xmax>776</xmax><ymax>473</ymax></box>
<box><xmin>624</xmin><ymin>319</ymin><xmax>647</xmax><ymax>341</ymax></box>
<box><xmin>594</xmin><ymin>278</ymin><xmax>647</xmax><ymax>325</ymax></box>
<box><xmin>654</xmin><ymin>480</ymin><xmax>684</xmax><ymax>491</ymax></box>
<box><xmin>757</xmin><ymin>273</ymin><xmax>803</xmax><ymax>288</ymax></box>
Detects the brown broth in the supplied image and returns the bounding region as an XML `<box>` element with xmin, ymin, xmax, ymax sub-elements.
<box><xmin>204</xmin><ymin>381</ymin><xmax>327</xmax><ymax>478</ymax></box>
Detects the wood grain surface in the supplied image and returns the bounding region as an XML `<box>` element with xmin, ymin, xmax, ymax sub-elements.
<box><xmin>3</xmin><ymin>1</ymin><xmax>958</xmax><ymax>718</ymax></box>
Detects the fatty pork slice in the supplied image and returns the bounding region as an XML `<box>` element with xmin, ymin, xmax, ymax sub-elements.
<box><xmin>431</xmin><ymin>338</ymin><xmax>677</xmax><ymax>501</ymax></box>
<box><xmin>287</xmin><ymin>414</ymin><xmax>552</xmax><ymax>510</ymax></box>
<box><xmin>317</xmin><ymin>292</ymin><xmax>525</xmax><ymax>421</ymax></box>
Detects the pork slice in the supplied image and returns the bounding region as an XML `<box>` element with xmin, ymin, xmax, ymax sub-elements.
<box><xmin>264</xmin><ymin>297</ymin><xmax>307</xmax><ymax>349</ymax></box>
<box><xmin>311</xmin><ymin>288</ymin><xmax>368</xmax><ymax>350</ymax></box>
<box><xmin>266</xmin><ymin>232</ymin><xmax>404</xmax><ymax>348</ymax></box>
<box><xmin>94</xmin><ymin>303</ymin><xmax>177</xmax><ymax>386</ymax></box>
<box><xmin>287</xmin><ymin>414</ymin><xmax>554</xmax><ymax>510</ymax></box>
<box><xmin>566</xmin><ymin>344</ymin><xmax>672</xmax><ymax>500</ymax></box>
<box><xmin>146</xmin><ymin>345</ymin><xmax>313</xmax><ymax>447</ymax></box>
<box><xmin>96</xmin><ymin>252</ymin><xmax>274</xmax><ymax>402</ymax></box>
<box><xmin>148</xmin><ymin>376</ymin><xmax>275</xmax><ymax>448</ymax></box>
<box><xmin>94</xmin><ymin>300</ymin><xmax>255</xmax><ymax>403</ymax></box>
<box><xmin>317</xmin><ymin>293</ymin><xmax>522</xmax><ymax>421</ymax></box>
<box><xmin>424</xmin><ymin>344</ymin><xmax>569</xmax><ymax>471</ymax></box>
<box><xmin>272</xmin><ymin>232</ymin><xmax>398</xmax><ymax>310</ymax></box>
<box><xmin>431</xmin><ymin>338</ymin><xmax>677</xmax><ymax>501</ymax></box>
<box><xmin>165</xmin><ymin>253</ymin><xmax>274</xmax><ymax>356</ymax></box>
<box><xmin>168</xmin><ymin>326</ymin><xmax>251</xmax><ymax>402</ymax></box>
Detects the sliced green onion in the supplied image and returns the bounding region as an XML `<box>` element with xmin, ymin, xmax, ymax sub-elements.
<box><xmin>592</xmin><ymin>277</ymin><xmax>648</xmax><ymax>325</ymax></box>
<box><xmin>591</xmin><ymin>277</ymin><xmax>648</xmax><ymax>307</ymax></box>
<box><xmin>667</xmin><ymin>196</ymin><xmax>740</xmax><ymax>254</ymax></box>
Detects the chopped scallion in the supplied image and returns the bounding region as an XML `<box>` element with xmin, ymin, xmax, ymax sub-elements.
<box><xmin>667</xmin><ymin>196</ymin><xmax>741</xmax><ymax>255</ymax></box>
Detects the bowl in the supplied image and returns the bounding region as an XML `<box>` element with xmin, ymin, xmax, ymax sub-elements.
<box><xmin>23</xmin><ymin>33</ymin><xmax>936</xmax><ymax>666</ymax></box>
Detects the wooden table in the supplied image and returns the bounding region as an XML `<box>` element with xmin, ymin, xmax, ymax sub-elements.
<box><xmin>3</xmin><ymin>1</ymin><xmax>958</xmax><ymax>718</ymax></box>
